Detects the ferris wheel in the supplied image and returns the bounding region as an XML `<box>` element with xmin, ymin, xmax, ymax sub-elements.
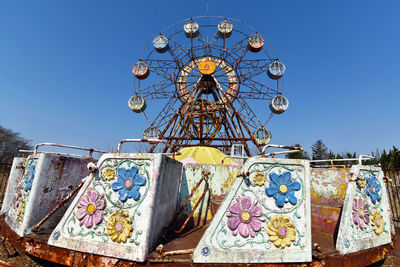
<box><xmin>128</xmin><ymin>16</ymin><xmax>289</xmax><ymax>156</ymax></box>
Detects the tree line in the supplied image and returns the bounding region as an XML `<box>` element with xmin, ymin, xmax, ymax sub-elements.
<box><xmin>0</xmin><ymin>123</ymin><xmax>399</xmax><ymax>170</ymax></box>
<box><xmin>286</xmin><ymin>139</ymin><xmax>400</xmax><ymax>170</ymax></box>
<box><xmin>0</xmin><ymin>125</ymin><xmax>32</xmax><ymax>164</ymax></box>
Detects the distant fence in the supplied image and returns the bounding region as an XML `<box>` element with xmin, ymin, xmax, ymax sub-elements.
<box><xmin>384</xmin><ymin>169</ymin><xmax>400</xmax><ymax>227</ymax></box>
<box><xmin>0</xmin><ymin>163</ymin><xmax>12</xmax><ymax>207</ymax></box>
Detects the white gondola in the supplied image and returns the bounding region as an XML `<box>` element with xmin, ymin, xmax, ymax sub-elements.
<box><xmin>269</xmin><ymin>95</ymin><xmax>289</xmax><ymax>114</ymax></box>
<box><xmin>184</xmin><ymin>20</ymin><xmax>199</xmax><ymax>38</ymax></box>
<box><xmin>267</xmin><ymin>60</ymin><xmax>286</xmax><ymax>80</ymax></box>
<box><xmin>217</xmin><ymin>19</ymin><xmax>233</xmax><ymax>38</ymax></box>
<box><xmin>253</xmin><ymin>128</ymin><xmax>272</xmax><ymax>145</ymax></box>
<box><xmin>153</xmin><ymin>34</ymin><xmax>169</xmax><ymax>53</ymax></box>
<box><xmin>128</xmin><ymin>95</ymin><xmax>147</xmax><ymax>113</ymax></box>
<box><xmin>143</xmin><ymin>126</ymin><xmax>160</xmax><ymax>140</ymax></box>
<box><xmin>248</xmin><ymin>33</ymin><xmax>264</xmax><ymax>52</ymax></box>
<box><xmin>131</xmin><ymin>61</ymin><xmax>150</xmax><ymax>79</ymax></box>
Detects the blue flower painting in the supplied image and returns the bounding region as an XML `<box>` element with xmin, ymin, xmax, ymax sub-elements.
<box><xmin>265</xmin><ymin>172</ymin><xmax>301</xmax><ymax>208</ymax></box>
<box><xmin>112</xmin><ymin>166</ymin><xmax>146</xmax><ymax>202</ymax></box>
<box><xmin>365</xmin><ymin>175</ymin><xmax>381</xmax><ymax>204</ymax></box>
<box><xmin>24</xmin><ymin>164</ymin><xmax>36</xmax><ymax>191</ymax></box>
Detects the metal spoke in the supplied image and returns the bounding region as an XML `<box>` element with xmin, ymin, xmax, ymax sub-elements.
<box><xmin>137</xmin><ymin>79</ymin><xmax>175</xmax><ymax>99</ymax></box>
<box><xmin>144</xmin><ymin>59</ymin><xmax>178</xmax><ymax>80</ymax></box>
<box><xmin>239</xmin><ymin>78</ymin><xmax>281</xmax><ymax>100</ymax></box>
<box><xmin>235</xmin><ymin>96</ymin><xmax>264</xmax><ymax>130</ymax></box>
<box><xmin>238</xmin><ymin>59</ymin><xmax>277</xmax><ymax>80</ymax></box>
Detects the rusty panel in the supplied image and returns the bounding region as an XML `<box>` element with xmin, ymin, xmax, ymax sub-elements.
<box><xmin>178</xmin><ymin>164</ymin><xmax>241</xmax><ymax>225</ymax></box>
<box><xmin>0</xmin><ymin>214</ymin><xmax>397</xmax><ymax>267</ymax></box>
<box><xmin>311</xmin><ymin>168</ymin><xmax>350</xmax><ymax>206</ymax></box>
<box><xmin>311</xmin><ymin>204</ymin><xmax>341</xmax><ymax>234</ymax></box>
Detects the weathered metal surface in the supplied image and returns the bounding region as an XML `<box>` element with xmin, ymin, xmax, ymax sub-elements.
<box><xmin>48</xmin><ymin>153</ymin><xmax>183</xmax><ymax>262</ymax></box>
<box><xmin>0</xmin><ymin>215</ymin><xmax>397</xmax><ymax>266</ymax></box>
<box><xmin>3</xmin><ymin>154</ymin><xmax>90</xmax><ymax>236</ymax></box>
<box><xmin>178</xmin><ymin>164</ymin><xmax>241</xmax><ymax>225</ymax></box>
<box><xmin>336</xmin><ymin>165</ymin><xmax>392</xmax><ymax>254</ymax></box>
<box><xmin>311</xmin><ymin>204</ymin><xmax>341</xmax><ymax>235</ymax></box>
<box><xmin>384</xmin><ymin>169</ymin><xmax>400</xmax><ymax>227</ymax></box>
<box><xmin>310</xmin><ymin>168</ymin><xmax>351</xmax><ymax>235</ymax></box>
<box><xmin>31</xmin><ymin>181</ymin><xmax>84</xmax><ymax>232</ymax></box>
<box><xmin>173</xmin><ymin>170</ymin><xmax>210</xmax><ymax>233</ymax></box>
<box><xmin>311</xmin><ymin>168</ymin><xmax>350</xmax><ymax>206</ymax></box>
<box><xmin>193</xmin><ymin>158</ymin><xmax>312</xmax><ymax>263</ymax></box>
<box><xmin>0</xmin><ymin>158</ymin><xmax>25</xmax><ymax>216</ymax></box>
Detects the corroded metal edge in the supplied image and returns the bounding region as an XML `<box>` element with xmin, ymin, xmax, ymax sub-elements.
<box><xmin>0</xmin><ymin>215</ymin><xmax>396</xmax><ymax>266</ymax></box>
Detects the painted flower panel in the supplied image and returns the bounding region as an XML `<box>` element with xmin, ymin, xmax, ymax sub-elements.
<box><xmin>352</xmin><ymin>198</ymin><xmax>370</xmax><ymax>230</ymax></box>
<box><xmin>365</xmin><ymin>175</ymin><xmax>381</xmax><ymax>204</ymax></box>
<box><xmin>75</xmin><ymin>189</ymin><xmax>107</xmax><ymax>229</ymax></box>
<box><xmin>265</xmin><ymin>172</ymin><xmax>301</xmax><ymax>207</ymax></box>
<box><xmin>112</xmin><ymin>166</ymin><xmax>146</xmax><ymax>202</ymax></box>
<box><xmin>16</xmin><ymin>196</ymin><xmax>26</xmax><ymax>222</ymax></box>
<box><xmin>266</xmin><ymin>215</ymin><xmax>296</xmax><ymax>248</ymax></box>
<box><xmin>24</xmin><ymin>164</ymin><xmax>36</xmax><ymax>191</ymax></box>
<box><xmin>357</xmin><ymin>177</ymin><xmax>366</xmax><ymax>189</ymax></box>
<box><xmin>370</xmin><ymin>209</ymin><xmax>384</xmax><ymax>235</ymax></box>
<box><xmin>106</xmin><ymin>209</ymin><xmax>133</xmax><ymax>243</ymax></box>
<box><xmin>226</xmin><ymin>196</ymin><xmax>265</xmax><ymax>238</ymax></box>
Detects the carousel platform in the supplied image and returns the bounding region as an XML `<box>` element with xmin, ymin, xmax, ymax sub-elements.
<box><xmin>0</xmin><ymin>214</ymin><xmax>396</xmax><ymax>267</ymax></box>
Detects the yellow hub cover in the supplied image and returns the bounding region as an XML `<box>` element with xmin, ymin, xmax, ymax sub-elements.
<box><xmin>198</xmin><ymin>60</ymin><xmax>216</xmax><ymax>75</ymax></box>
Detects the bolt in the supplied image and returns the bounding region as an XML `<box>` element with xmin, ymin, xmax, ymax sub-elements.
<box><xmin>87</xmin><ymin>162</ymin><xmax>97</xmax><ymax>173</ymax></box>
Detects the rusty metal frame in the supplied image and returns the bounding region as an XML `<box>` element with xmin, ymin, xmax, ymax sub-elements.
<box><xmin>0</xmin><ymin>215</ymin><xmax>396</xmax><ymax>266</ymax></box>
<box><xmin>384</xmin><ymin>169</ymin><xmax>400</xmax><ymax>226</ymax></box>
<box><xmin>30</xmin><ymin>181</ymin><xmax>85</xmax><ymax>233</ymax></box>
<box><xmin>261</xmin><ymin>144</ymin><xmax>303</xmax><ymax>158</ymax></box>
<box><xmin>117</xmin><ymin>139</ymin><xmax>177</xmax><ymax>153</ymax></box>
<box><xmin>33</xmin><ymin>143</ymin><xmax>109</xmax><ymax>158</ymax></box>
<box><xmin>171</xmin><ymin>170</ymin><xmax>210</xmax><ymax>234</ymax></box>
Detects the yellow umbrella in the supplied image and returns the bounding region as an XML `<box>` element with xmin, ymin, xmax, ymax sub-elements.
<box><xmin>173</xmin><ymin>146</ymin><xmax>240</xmax><ymax>165</ymax></box>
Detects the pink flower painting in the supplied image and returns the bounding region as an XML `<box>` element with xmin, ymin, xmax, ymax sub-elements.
<box><xmin>226</xmin><ymin>196</ymin><xmax>265</xmax><ymax>238</ymax></box>
<box><xmin>352</xmin><ymin>198</ymin><xmax>370</xmax><ymax>230</ymax></box>
<box><xmin>75</xmin><ymin>189</ymin><xmax>107</xmax><ymax>229</ymax></box>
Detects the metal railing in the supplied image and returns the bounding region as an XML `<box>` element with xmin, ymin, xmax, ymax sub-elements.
<box><xmin>384</xmin><ymin>169</ymin><xmax>400</xmax><ymax>226</ymax></box>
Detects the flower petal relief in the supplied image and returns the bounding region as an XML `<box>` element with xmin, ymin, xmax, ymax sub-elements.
<box><xmin>265</xmin><ymin>172</ymin><xmax>301</xmax><ymax>207</ymax></box>
<box><xmin>357</xmin><ymin>176</ymin><xmax>366</xmax><ymax>189</ymax></box>
<box><xmin>75</xmin><ymin>189</ymin><xmax>107</xmax><ymax>229</ymax></box>
<box><xmin>226</xmin><ymin>196</ymin><xmax>265</xmax><ymax>238</ymax></box>
<box><xmin>106</xmin><ymin>209</ymin><xmax>133</xmax><ymax>243</ymax></box>
<box><xmin>24</xmin><ymin>164</ymin><xmax>36</xmax><ymax>191</ymax></box>
<box><xmin>103</xmin><ymin>167</ymin><xmax>116</xmax><ymax>181</ymax></box>
<box><xmin>253</xmin><ymin>172</ymin><xmax>266</xmax><ymax>186</ymax></box>
<box><xmin>370</xmin><ymin>209</ymin><xmax>384</xmax><ymax>235</ymax></box>
<box><xmin>267</xmin><ymin>215</ymin><xmax>296</xmax><ymax>248</ymax></box>
<box><xmin>16</xmin><ymin>196</ymin><xmax>26</xmax><ymax>222</ymax></box>
<box><xmin>112</xmin><ymin>166</ymin><xmax>146</xmax><ymax>202</ymax></box>
<box><xmin>365</xmin><ymin>175</ymin><xmax>381</xmax><ymax>204</ymax></box>
<box><xmin>352</xmin><ymin>198</ymin><xmax>370</xmax><ymax>230</ymax></box>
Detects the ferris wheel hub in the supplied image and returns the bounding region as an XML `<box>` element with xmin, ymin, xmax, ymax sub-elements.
<box><xmin>198</xmin><ymin>60</ymin><xmax>216</xmax><ymax>75</ymax></box>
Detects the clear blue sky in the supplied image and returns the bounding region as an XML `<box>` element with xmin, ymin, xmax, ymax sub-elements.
<box><xmin>0</xmin><ymin>0</ymin><xmax>399</xmax><ymax>155</ymax></box>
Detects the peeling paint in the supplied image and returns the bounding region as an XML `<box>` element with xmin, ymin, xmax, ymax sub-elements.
<box><xmin>2</xmin><ymin>153</ymin><xmax>90</xmax><ymax>236</ymax></box>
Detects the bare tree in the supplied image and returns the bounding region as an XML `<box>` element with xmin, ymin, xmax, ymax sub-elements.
<box><xmin>0</xmin><ymin>125</ymin><xmax>32</xmax><ymax>163</ymax></box>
